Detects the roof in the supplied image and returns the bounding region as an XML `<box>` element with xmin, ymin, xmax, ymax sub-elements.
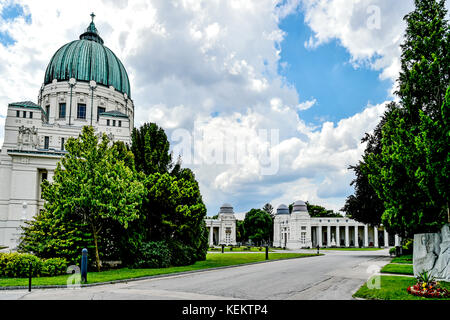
<box><xmin>276</xmin><ymin>204</ymin><xmax>290</xmax><ymax>215</ymax></box>
<box><xmin>99</xmin><ymin>110</ymin><xmax>129</xmax><ymax>118</ymax></box>
<box><xmin>292</xmin><ymin>200</ymin><xmax>308</xmax><ymax>212</ymax></box>
<box><xmin>44</xmin><ymin>15</ymin><xmax>131</xmax><ymax>98</ymax></box>
<box><xmin>8</xmin><ymin>101</ymin><xmax>42</xmax><ymax>109</ymax></box>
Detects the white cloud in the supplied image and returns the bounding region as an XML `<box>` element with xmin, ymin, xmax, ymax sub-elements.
<box><xmin>297</xmin><ymin>98</ymin><xmax>316</xmax><ymax>111</ymax></box>
<box><xmin>0</xmin><ymin>0</ymin><xmax>403</xmax><ymax>215</ymax></box>
<box><xmin>300</xmin><ymin>0</ymin><xmax>416</xmax><ymax>94</ymax></box>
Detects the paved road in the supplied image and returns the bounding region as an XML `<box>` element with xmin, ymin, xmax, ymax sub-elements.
<box><xmin>0</xmin><ymin>249</ymin><xmax>391</xmax><ymax>300</ymax></box>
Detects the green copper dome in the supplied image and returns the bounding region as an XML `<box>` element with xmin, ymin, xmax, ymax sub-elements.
<box><xmin>44</xmin><ymin>14</ymin><xmax>131</xmax><ymax>98</ymax></box>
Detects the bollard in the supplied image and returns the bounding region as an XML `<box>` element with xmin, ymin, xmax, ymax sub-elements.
<box><xmin>81</xmin><ymin>248</ymin><xmax>88</xmax><ymax>283</ymax></box>
<box><xmin>28</xmin><ymin>261</ymin><xmax>32</xmax><ymax>292</ymax></box>
<box><xmin>265</xmin><ymin>245</ymin><xmax>269</xmax><ymax>260</ymax></box>
<box><xmin>221</xmin><ymin>244</ymin><xmax>224</xmax><ymax>253</ymax></box>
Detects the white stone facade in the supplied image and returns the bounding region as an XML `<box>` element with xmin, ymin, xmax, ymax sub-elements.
<box><xmin>205</xmin><ymin>203</ymin><xmax>237</xmax><ymax>246</ymax></box>
<box><xmin>0</xmin><ymin>70</ymin><xmax>134</xmax><ymax>251</ymax></box>
<box><xmin>273</xmin><ymin>201</ymin><xmax>396</xmax><ymax>249</ymax></box>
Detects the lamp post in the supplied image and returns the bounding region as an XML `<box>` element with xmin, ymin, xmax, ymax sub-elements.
<box><xmin>68</xmin><ymin>78</ymin><xmax>76</xmax><ymax>125</ymax></box>
<box><xmin>89</xmin><ymin>80</ymin><xmax>97</xmax><ymax>126</ymax></box>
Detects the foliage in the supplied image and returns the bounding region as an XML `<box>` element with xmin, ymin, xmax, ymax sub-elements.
<box><xmin>19</xmin><ymin>126</ymin><xmax>145</xmax><ymax>271</ymax></box>
<box><xmin>236</xmin><ymin>220</ymin><xmax>245</xmax><ymax>243</ymax></box>
<box><xmin>0</xmin><ymin>252</ymin><xmax>42</xmax><ymax>278</ymax></box>
<box><xmin>131</xmin><ymin>122</ymin><xmax>174</xmax><ymax>175</ymax></box>
<box><xmin>341</xmin><ymin>106</ymin><xmax>391</xmax><ymax>226</ymax></box>
<box><xmin>132</xmin><ymin>241</ymin><xmax>171</xmax><ymax>269</ymax></box>
<box><xmin>348</xmin><ymin>0</ymin><xmax>450</xmax><ymax>236</ymax></box>
<box><xmin>41</xmin><ymin>258</ymin><xmax>68</xmax><ymax>277</ymax></box>
<box><xmin>262</xmin><ymin>203</ymin><xmax>274</xmax><ymax>218</ymax></box>
<box><xmin>305</xmin><ymin>202</ymin><xmax>343</xmax><ymax>218</ymax></box>
<box><xmin>126</xmin><ymin>122</ymin><xmax>208</xmax><ymax>267</ymax></box>
<box><xmin>243</xmin><ymin>209</ymin><xmax>273</xmax><ymax>244</ymax></box>
<box><xmin>18</xmin><ymin>209</ymin><xmax>95</xmax><ymax>267</ymax></box>
<box><xmin>408</xmin><ymin>270</ymin><xmax>450</xmax><ymax>298</ymax></box>
<box><xmin>402</xmin><ymin>239</ymin><xmax>414</xmax><ymax>255</ymax></box>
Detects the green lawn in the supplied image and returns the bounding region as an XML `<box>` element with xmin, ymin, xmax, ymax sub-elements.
<box><xmin>208</xmin><ymin>247</ymin><xmax>277</xmax><ymax>252</ymax></box>
<box><xmin>391</xmin><ymin>254</ymin><xmax>413</xmax><ymax>264</ymax></box>
<box><xmin>0</xmin><ymin>252</ymin><xmax>319</xmax><ymax>288</ymax></box>
<box><xmin>381</xmin><ymin>263</ymin><xmax>414</xmax><ymax>275</ymax></box>
<box><xmin>353</xmin><ymin>275</ymin><xmax>450</xmax><ymax>300</ymax></box>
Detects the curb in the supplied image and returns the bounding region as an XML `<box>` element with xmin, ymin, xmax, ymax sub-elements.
<box><xmin>0</xmin><ymin>254</ymin><xmax>322</xmax><ymax>291</ymax></box>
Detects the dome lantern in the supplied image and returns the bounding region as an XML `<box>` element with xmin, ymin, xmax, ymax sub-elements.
<box><xmin>79</xmin><ymin>12</ymin><xmax>104</xmax><ymax>44</ymax></box>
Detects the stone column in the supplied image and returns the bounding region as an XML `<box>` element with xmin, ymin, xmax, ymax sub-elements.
<box><xmin>364</xmin><ymin>225</ymin><xmax>369</xmax><ymax>247</ymax></box>
<box><xmin>395</xmin><ymin>235</ymin><xmax>400</xmax><ymax>247</ymax></box>
<box><xmin>336</xmin><ymin>225</ymin><xmax>340</xmax><ymax>247</ymax></box>
<box><xmin>384</xmin><ymin>230</ymin><xmax>389</xmax><ymax>247</ymax></box>
<box><xmin>354</xmin><ymin>225</ymin><xmax>359</xmax><ymax>247</ymax></box>
<box><xmin>209</xmin><ymin>225</ymin><xmax>213</xmax><ymax>246</ymax></box>
<box><xmin>374</xmin><ymin>227</ymin><xmax>379</xmax><ymax>248</ymax></box>
<box><xmin>345</xmin><ymin>225</ymin><xmax>349</xmax><ymax>247</ymax></box>
<box><xmin>318</xmin><ymin>225</ymin><xmax>322</xmax><ymax>247</ymax></box>
<box><xmin>327</xmin><ymin>225</ymin><xmax>331</xmax><ymax>247</ymax></box>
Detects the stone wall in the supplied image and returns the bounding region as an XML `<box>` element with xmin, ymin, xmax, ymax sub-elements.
<box><xmin>413</xmin><ymin>224</ymin><xmax>450</xmax><ymax>281</ymax></box>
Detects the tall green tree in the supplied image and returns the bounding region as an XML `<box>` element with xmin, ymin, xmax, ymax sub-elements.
<box><xmin>341</xmin><ymin>104</ymin><xmax>394</xmax><ymax>226</ymax></box>
<box><xmin>131</xmin><ymin>123</ymin><xmax>173</xmax><ymax>175</ymax></box>
<box><xmin>21</xmin><ymin>127</ymin><xmax>145</xmax><ymax>271</ymax></box>
<box><xmin>129</xmin><ymin>122</ymin><xmax>209</xmax><ymax>263</ymax></box>
<box><xmin>243</xmin><ymin>209</ymin><xmax>272</xmax><ymax>245</ymax></box>
<box><xmin>365</xmin><ymin>0</ymin><xmax>449</xmax><ymax>236</ymax></box>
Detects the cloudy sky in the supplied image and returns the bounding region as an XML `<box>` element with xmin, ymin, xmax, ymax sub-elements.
<box><xmin>0</xmin><ymin>0</ymin><xmax>445</xmax><ymax>217</ymax></box>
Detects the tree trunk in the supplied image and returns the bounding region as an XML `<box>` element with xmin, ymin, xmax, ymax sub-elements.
<box><xmin>91</xmin><ymin>224</ymin><xmax>102</xmax><ymax>272</ymax></box>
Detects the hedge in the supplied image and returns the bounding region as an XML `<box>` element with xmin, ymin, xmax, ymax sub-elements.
<box><xmin>0</xmin><ymin>252</ymin><xmax>68</xmax><ymax>278</ymax></box>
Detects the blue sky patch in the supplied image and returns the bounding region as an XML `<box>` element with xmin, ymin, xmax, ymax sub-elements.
<box><xmin>1</xmin><ymin>2</ymin><xmax>31</xmax><ymax>24</ymax></box>
<box><xmin>0</xmin><ymin>31</ymin><xmax>15</xmax><ymax>46</ymax></box>
<box><xmin>278</xmin><ymin>10</ymin><xmax>391</xmax><ymax>126</ymax></box>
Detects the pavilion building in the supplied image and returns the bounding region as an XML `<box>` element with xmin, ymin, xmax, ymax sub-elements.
<box><xmin>273</xmin><ymin>201</ymin><xmax>400</xmax><ymax>249</ymax></box>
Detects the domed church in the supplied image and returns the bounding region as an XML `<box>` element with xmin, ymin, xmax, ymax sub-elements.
<box><xmin>0</xmin><ymin>14</ymin><xmax>134</xmax><ymax>250</ymax></box>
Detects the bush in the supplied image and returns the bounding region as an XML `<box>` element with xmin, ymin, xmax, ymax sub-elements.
<box><xmin>168</xmin><ymin>240</ymin><xmax>196</xmax><ymax>266</ymax></box>
<box><xmin>402</xmin><ymin>239</ymin><xmax>414</xmax><ymax>255</ymax></box>
<box><xmin>389</xmin><ymin>247</ymin><xmax>396</xmax><ymax>256</ymax></box>
<box><xmin>3</xmin><ymin>253</ymin><xmax>42</xmax><ymax>278</ymax></box>
<box><xmin>133</xmin><ymin>241</ymin><xmax>172</xmax><ymax>269</ymax></box>
<box><xmin>41</xmin><ymin>258</ymin><xmax>68</xmax><ymax>277</ymax></box>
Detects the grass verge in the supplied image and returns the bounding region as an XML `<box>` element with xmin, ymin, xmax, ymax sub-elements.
<box><xmin>0</xmin><ymin>252</ymin><xmax>318</xmax><ymax>288</ymax></box>
<box><xmin>316</xmin><ymin>248</ymin><xmax>385</xmax><ymax>251</ymax></box>
<box><xmin>381</xmin><ymin>263</ymin><xmax>414</xmax><ymax>275</ymax></box>
<box><xmin>391</xmin><ymin>254</ymin><xmax>413</xmax><ymax>264</ymax></box>
<box><xmin>208</xmin><ymin>247</ymin><xmax>276</xmax><ymax>252</ymax></box>
<box><xmin>353</xmin><ymin>275</ymin><xmax>450</xmax><ymax>300</ymax></box>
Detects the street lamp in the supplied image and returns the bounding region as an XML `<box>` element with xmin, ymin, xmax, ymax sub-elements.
<box><xmin>89</xmin><ymin>80</ymin><xmax>97</xmax><ymax>126</ymax></box>
<box><xmin>68</xmin><ymin>78</ymin><xmax>76</xmax><ymax>125</ymax></box>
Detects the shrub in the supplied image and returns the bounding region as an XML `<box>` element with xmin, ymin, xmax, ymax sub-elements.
<box><xmin>3</xmin><ymin>253</ymin><xmax>42</xmax><ymax>278</ymax></box>
<box><xmin>133</xmin><ymin>241</ymin><xmax>171</xmax><ymax>268</ymax></box>
<box><xmin>41</xmin><ymin>258</ymin><xmax>69</xmax><ymax>277</ymax></box>
<box><xmin>168</xmin><ymin>240</ymin><xmax>197</xmax><ymax>266</ymax></box>
<box><xmin>402</xmin><ymin>239</ymin><xmax>414</xmax><ymax>255</ymax></box>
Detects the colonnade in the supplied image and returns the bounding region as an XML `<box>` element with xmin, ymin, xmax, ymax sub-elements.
<box><xmin>315</xmin><ymin>224</ymin><xmax>394</xmax><ymax>248</ymax></box>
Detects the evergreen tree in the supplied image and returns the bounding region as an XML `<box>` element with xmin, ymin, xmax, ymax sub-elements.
<box><xmin>364</xmin><ymin>0</ymin><xmax>450</xmax><ymax>236</ymax></box>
